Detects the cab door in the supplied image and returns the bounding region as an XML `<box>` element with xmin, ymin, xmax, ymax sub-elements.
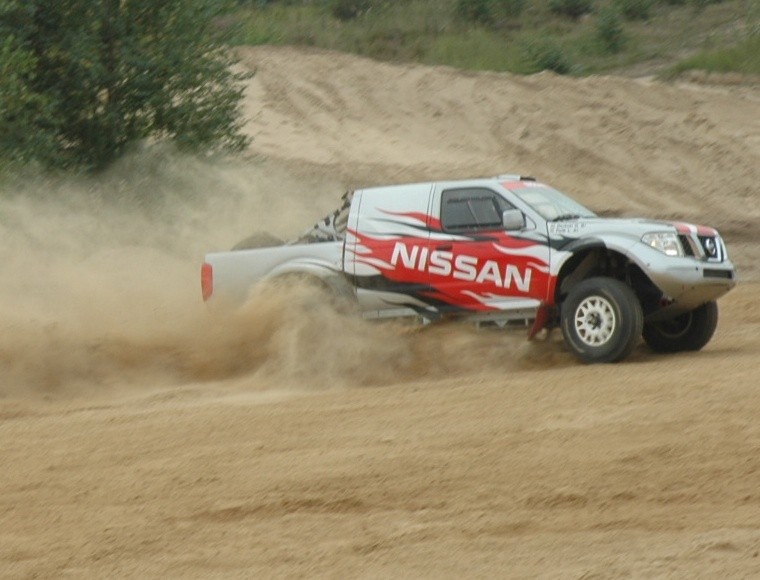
<box><xmin>345</xmin><ymin>183</ymin><xmax>435</xmax><ymax>315</ymax></box>
<box><xmin>428</xmin><ymin>185</ymin><xmax>552</xmax><ymax>312</ymax></box>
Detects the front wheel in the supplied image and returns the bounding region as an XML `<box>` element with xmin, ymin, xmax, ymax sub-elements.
<box><xmin>642</xmin><ymin>301</ymin><xmax>718</xmax><ymax>354</ymax></box>
<box><xmin>561</xmin><ymin>277</ymin><xmax>643</xmax><ymax>364</ymax></box>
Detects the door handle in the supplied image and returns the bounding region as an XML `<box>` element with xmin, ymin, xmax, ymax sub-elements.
<box><xmin>436</xmin><ymin>244</ymin><xmax>452</xmax><ymax>251</ymax></box>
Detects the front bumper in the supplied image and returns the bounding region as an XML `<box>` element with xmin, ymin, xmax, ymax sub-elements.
<box><xmin>638</xmin><ymin>249</ymin><xmax>736</xmax><ymax>319</ymax></box>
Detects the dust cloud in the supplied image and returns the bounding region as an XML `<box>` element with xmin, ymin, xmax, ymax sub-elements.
<box><xmin>0</xmin><ymin>151</ymin><xmax>336</xmax><ymax>397</ymax></box>
<box><xmin>0</xmin><ymin>151</ymin><xmax>558</xmax><ymax>400</ymax></box>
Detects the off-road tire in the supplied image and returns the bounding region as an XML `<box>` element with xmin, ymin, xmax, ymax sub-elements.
<box><xmin>231</xmin><ymin>232</ymin><xmax>283</xmax><ymax>251</ymax></box>
<box><xmin>561</xmin><ymin>277</ymin><xmax>643</xmax><ymax>364</ymax></box>
<box><xmin>270</xmin><ymin>273</ymin><xmax>357</xmax><ymax>315</ymax></box>
<box><xmin>642</xmin><ymin>301</ymin><xmax>718</xmax><ymax>354</ymax></box>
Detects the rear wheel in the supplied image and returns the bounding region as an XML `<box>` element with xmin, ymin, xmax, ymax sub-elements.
<box><xmin>561</xmin><ymin>277</ymin><xmax>643</xmax><ymax>364</ymax></box>
<box><xmin>269</xmin><ymin>273</ymin><xmax>357</xmax><ymax>315</ymax></box>
<box><xmin>231</xmin><ymin>232</ymin><xmax>283</xmax><ymax>251</ymax></box>
<box><xmin>642</xmin><ymin>301</ymin><xmax>718</xmax><ymax>353</ymax></box>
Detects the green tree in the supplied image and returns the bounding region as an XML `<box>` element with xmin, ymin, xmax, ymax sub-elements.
<box><xmin>0</xmin><ymin>0</ymin><xmax>251</xmax><ymax>171</ymax></box>
<box><xmin>0</xmin><ymin>34</ymin><xmax>56</xmax><ymax>166</ymax></box>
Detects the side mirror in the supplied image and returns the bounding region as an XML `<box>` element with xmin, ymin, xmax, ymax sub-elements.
<box><xmin>502</xmin><ymin>209</ymin><xmax>525</xmax><ymax>231</ymax></box>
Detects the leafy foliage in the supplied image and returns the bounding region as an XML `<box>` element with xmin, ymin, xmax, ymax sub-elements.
<box><xmin>521</xmin><ymin>38</ymin><xmax>572</xmax><ymax>73</ymax></box>
<box><xmin>331</xmin><ymin>0</ymin><xmax>372</xmax><ymax>20</ymax></box>
<box><xmin>0</xmin><ymin>0</ymin><xmax>251</xmax><ymax>171</ymax></box>
<box><xmin>456</xmin><ymin>0</ymin><xmax>494</xmax><ymax>23</ymax></box>
<box><xmin>548</xmin><ymin>0</ymin><xmax>594</xmax><ymax>19</ymax></box>
<box><xmin>614</xmin><ymin>0</ymin><xmax>653</xmax><ymax>20</ymax></box>
<box><xmin>595</xmin><ymin>5</ymin><xmax>625</xmax><ymax>52</ymax></box>
<box><xmin>456</xmin><ymin>0</ymin><xmax>526</xmax><ymax>25</ymax></box>
<box><xmin>0</xmin><ymin>34</ymin><xmax>56</xmax><ymax>166</ymax></box>
<box><xmin>690</xmin><ymin>0</ymin><xmax>725</xmax><ymax>7</ymax></box>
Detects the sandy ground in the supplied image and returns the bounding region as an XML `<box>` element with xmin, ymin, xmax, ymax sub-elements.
<box><xmin>1</xmin><ymin>46</ymin><xmax>760</xmax><ymax>578</ymax></box>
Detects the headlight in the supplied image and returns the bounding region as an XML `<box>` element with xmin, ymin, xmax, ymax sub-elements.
<box><xmin>642</xmin><ymin>232</ymin><xmax>684</xmax><ymax>257</ymax></box>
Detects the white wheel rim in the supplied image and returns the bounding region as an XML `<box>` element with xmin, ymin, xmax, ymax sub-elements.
<box><xmin>574</xmin><ymin>296</ymin><xmax>616</xmax><ymax>347</ymax></box>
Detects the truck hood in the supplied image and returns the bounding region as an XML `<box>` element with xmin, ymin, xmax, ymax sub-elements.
<box><xmin>548</xmin><ymin>217</ymin><xmax>718</xmax><ymax>240</ymax></box>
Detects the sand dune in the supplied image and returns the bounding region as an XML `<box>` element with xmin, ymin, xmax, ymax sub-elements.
<box><xmin>1</xmin><ymin>46</ymin><xmax>759</xmax><ymax>577</ymax></box>
<box><xmin>240</xmin><ymin>47</ymin><xmax>759</xmax><ymax>222</ymax></box>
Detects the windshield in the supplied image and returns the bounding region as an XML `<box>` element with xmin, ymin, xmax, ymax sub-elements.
<box><xmin>506</xmin><ymin>183</ymin><xmax>596</xmax><ymax>221</ymax></box>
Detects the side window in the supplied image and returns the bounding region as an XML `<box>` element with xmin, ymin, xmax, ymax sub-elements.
<box><xmin>441</xmin><ymin>188</ymin><xmax>514</xmax><ymax>232</ymax></box>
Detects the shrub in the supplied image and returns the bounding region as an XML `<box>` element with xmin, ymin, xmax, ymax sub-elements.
<box><xmin>521</xmin><ymin>38</ymin><xmax>572</xmax><ymax>74</ymax></box>
<box><xmin>690</xmin><ymin>0</ymin><xmax>725</xmax><ymax>7</ymax></box>
<box><xmin>455</xmin><ymin>0</ymin><xmax>526</xmax><ymax>26</ymax></box>
<box><xmin>494</xmin><ymin>0</ymin><xmax>527</xmax><ymax>20</ymax></box>
<box><xmin>456</xmin><ymin>0</ymin><xmax>494</xmax><ymax>25</ymax></box>
<box><xmin>548</xmin><ymin>0</ymin><xmax>594</xmax><ymax>19</ymax></box>
<box><xmin>596</xmin><ymin>5</ymin><xmax>625</xmax><ymax>52</ymax></box>
<box><xmin>331</xmin><ymin>0</ymin><xmax>371</xmax><ymax>20</ymax></box>
<box><xmin>614</xmin><ymin>0</ymin><xmax>653</xmax><ymax>20</ymax></box>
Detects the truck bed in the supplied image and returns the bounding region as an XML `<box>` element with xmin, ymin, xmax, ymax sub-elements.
<box><xmin>204</xmin><ymin>241</ymin><xmax>344</xmax><ymax>308</ymax></box>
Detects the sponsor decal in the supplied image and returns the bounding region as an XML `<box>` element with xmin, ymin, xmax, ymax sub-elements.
<box><xmin>346</xmin><ymin>210</ymin><xmax>555</xmax><ymax>311</ymax></box>
<box><xmin>390</xmin><ymin>242</ymin><xmax>533</xmax><ymax>293</ymax></box>
<box><xmin>548</xmin><ymin>221</ymin><xmax>588</xmax><ymax>236</ymax></box>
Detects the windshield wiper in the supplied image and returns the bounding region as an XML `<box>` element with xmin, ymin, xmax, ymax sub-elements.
<box><xmin>551</xmin><ymin>213</ymin><xmax>584</xmax><ymax>222</ymax></box>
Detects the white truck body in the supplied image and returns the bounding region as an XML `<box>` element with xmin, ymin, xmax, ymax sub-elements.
<box><xmin>202</xmin><ymin>175</ymin><xmax>737</xmax><ymax>363</ymax></box>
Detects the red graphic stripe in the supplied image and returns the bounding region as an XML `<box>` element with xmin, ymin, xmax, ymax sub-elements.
<box><xmin>378</xmin><ymin>209</ymin><xmax>442</xmax><ymax>231</ymax></box>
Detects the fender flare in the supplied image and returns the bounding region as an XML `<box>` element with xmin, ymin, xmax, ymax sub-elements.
<box><xmin>552</xmin><ymin>235</ymin><xmax>646</xmax><ymax>301</ymax></box>
<box><xmin>265</xmin><ymin>260</ymin><xmax>356</xmax><ymax>301</ymax></box>
<box><xmin>558</xmin><ymin>237</ymin><xmax>606</xmax><ymax>255</ymax></box>
<box><xmin>552</xmin><ymin>237</ymin><xmax>606</xmax><ymax>296</ymax></box>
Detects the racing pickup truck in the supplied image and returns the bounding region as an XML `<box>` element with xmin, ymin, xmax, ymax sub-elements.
<box><xmin>201</xmin><ymin>175</ymin><xmax>737</xmax><ymax>363</ymax></box>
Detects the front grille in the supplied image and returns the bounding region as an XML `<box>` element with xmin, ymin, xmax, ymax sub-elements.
<box><xmin>678</xmin><ymin>235</ymin><xmax>695</xmax><ymax>257</ymax></box>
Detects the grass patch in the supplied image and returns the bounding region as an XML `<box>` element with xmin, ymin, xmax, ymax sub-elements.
<box><xmin>424</xmin><ymin>29</ymin><xmax>526</xmax><ymax>72</ymax></box>
<box><xmin>668</xmin><ymin>33</ymin><xmax>760</xmax><ymax>76</ymax></box>
<box><xmin>230</xmin><ymin>0</ymin><xmax>758</xmax><ymax>77</ymax></box>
